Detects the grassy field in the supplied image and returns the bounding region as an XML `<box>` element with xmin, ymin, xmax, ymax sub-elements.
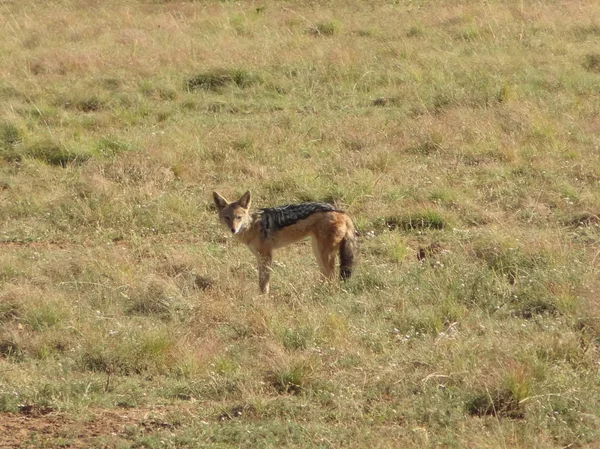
<box><xmin>1</xmin><ymin>0</ymin><xmax>600</xmax><ymax>447</ymax></box>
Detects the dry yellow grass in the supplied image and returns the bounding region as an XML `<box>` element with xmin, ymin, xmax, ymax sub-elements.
<box><xmin>1</xmin><ymin>0</ymin><xmax>600</xmax><ymax>447</ymax></box>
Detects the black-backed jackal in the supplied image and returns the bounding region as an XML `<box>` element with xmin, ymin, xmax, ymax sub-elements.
<box><xmin>212</xmin><ymin>191</ymin><xmax>357</xmax><ymax>294</ymax></box>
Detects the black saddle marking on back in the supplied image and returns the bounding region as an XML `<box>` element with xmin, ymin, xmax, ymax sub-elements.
<box><xmin>258</xmin><ymin>202</ymin><xmax>342</xmax><ymax>240</ymax></box>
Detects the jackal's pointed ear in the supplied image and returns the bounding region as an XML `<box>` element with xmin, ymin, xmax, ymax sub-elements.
<box><xmin>238</xmin><ymin>190</ymin><xmax>251</xmax><ymax>209</ymax></box>
<box><xmin>213</xmin><ymin>191</ymin><xmax>229</xmax><ymax>211</ymax></box>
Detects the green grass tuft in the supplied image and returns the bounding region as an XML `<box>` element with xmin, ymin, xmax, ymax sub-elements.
<box><xmin>0</xmin><ymin>339</ymin><xmax>24</xmax><ymax>360</ymax></box>
<box><xmin>0</xmin><ymin>122</ymin><xmax>22</xmax><ymax>148</ymax></box>
<box><xmin>385</xmin><ymin>210</ymin><xmax>447</xmax><ymax>231</ymax></box>
<box><xmin>311</xmin><ymin>20</ymin><xmax>341</xmax><ymax>36</ymax></box>
<box><xmin>0</xmin><ymin>300</ymin><xmax>21</xmax><ymax>323</ymax></box>
<box><xmin>583</xmin><ymin>53</ymin><xmax>600</xmax><ymax>72</ymax></box>
<box><xmin>465</xmin><ymin>387</ymin><xmax>525</xmax><ymax>419</ymax></box>
<box><xmin>267</xmin><ymin>362</ymin><xmax>314</xmax><ymax>395</ymax></box>
<box><xmin>22</xmin><ymin>305</ymin><xmax>67</xmax><ymax>331</ymax></box>
<box><xmin>281</xmin><ymin>327</ymin><xmax>312</xmax><ymax>351</ymax></box>
<box><xmin>95</xmin><ymin>136</ymin><xmax>133</xmax><ymax>157</ymax></box>
<box><xmin>186</xmin><ymin>69</ymin><xmax>258</xmax><ymax>91</ymax></box>
<box><xmin>1</xmin><ymin>137</ymin><xmax>90</xmax><ymax>166</ymax></box>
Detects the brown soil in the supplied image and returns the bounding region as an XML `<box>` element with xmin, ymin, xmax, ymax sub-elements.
<box><xmin>0</xmin><ymin>407</ymin><xmax>179</xmax><ymax>448</ymax></box>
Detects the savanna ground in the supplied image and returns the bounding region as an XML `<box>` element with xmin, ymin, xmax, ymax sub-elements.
<box><xmin>1</xmin><ymin>0</ymin><xmax>600</xmax><ymax>447</ymax></box>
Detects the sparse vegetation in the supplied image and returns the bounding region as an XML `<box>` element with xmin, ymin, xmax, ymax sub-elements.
<box><xmin>1</xmin><ymin>0</ymin><xmax>600</xmax><ymax>447</ymax></box>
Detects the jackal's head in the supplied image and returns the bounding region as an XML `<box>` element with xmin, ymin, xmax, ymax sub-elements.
<box><xmin>212</xmin><ymin>190</ymin><xmax>252</xmax><ymax>235</ymax></box>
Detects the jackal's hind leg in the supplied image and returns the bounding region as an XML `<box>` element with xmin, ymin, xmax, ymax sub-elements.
<box><xmin>312</xmin><ymin>237</ymin><xmax>336</xmax><ymax>279</ymax></box>
<box><xmin>320</xmin><ymin>249</ymin><xmax>336</xmax><ymax>279</ymax></box>
<box><xmin>311</xmin><ymin>238</ymin><xmax>327</xmax><ymax>276</ymax></box>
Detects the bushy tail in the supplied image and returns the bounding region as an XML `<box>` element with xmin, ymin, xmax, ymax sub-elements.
<box><xmin>339</xmin><ymin>217</ymin><xmax>357</xmax><ymax>281</ymax></box>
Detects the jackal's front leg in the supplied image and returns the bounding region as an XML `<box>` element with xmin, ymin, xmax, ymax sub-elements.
<box><xmin>257</xmin><ymin>251</ymin><xmax>273</xmax><ymax>294</ymax></box>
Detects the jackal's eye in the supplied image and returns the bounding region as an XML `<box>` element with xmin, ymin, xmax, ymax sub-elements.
<box><xmin>235</xmin><ymin>215</ymin><xmax>242</xmax><ymax>220</ymax></box>
<box><xmin>224</xmin><ymin>216</ymin><xmax>231</xmax><ymax>222</ymax></box>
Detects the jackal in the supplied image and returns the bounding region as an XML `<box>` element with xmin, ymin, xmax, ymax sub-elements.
<box><xmin>212</xmin><ymin>191</ymin><xmax>356</xmax><ymax>294</ymax></box>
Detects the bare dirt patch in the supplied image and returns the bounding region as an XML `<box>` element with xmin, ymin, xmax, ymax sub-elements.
<box><xmin>0</xmin><ymin>407</ymin><xmax>179</xmax><ymax>448</ymax></box>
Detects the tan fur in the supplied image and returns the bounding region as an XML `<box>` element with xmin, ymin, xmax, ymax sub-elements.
<box><xmin>213</xmin><ymin>191</ymin><xmax>356</xmax><ymax>294</ymax></box>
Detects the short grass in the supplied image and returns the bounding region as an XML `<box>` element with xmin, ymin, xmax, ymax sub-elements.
<box><xmin>1</xmin><ymin>0</ymin><xmax>600</xmax><ymax>447</ymax></box>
